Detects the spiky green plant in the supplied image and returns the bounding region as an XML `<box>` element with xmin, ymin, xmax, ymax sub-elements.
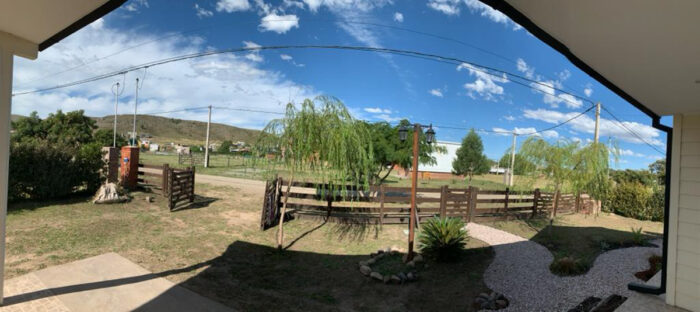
<box><xmin>418</xmin><ymin>217</ymin><xmax>468</xmax><ymax>261</ymax></box>
<box><xmin>631</xmin><ymin>227</ymin><xmax>646</xmax><ymax>245</ymax></box>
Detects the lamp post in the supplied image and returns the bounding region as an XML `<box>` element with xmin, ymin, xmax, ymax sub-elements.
<box><xmin>399</xmin><ymin>123</ymin><xmax>435</xmax><ymax>260</ymax></box>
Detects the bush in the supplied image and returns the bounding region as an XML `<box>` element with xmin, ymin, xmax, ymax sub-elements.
<box><xmin>550</xmin><ymin>256</ymin><xmax>588</xmax><ymax>276</ymax></box>
<box><xmin>604</xmin><ymin>182</ymin><xmax>663</xmax><ymax>221</ymax></box>
<box><xmin>418</xmin><ymin>217</ymin><xmax>468</xmax><ymax>261</ymax></box>
<box><xmin>9</xmin><ymin>140</ymin><xmax>103</xmax><ymax>201</ymax></box>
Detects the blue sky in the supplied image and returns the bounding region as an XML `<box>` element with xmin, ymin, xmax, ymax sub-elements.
<box><xmin>11</xmin><ymin>0</ymin><xmax>666</xmax><ymax>169</ymax></box>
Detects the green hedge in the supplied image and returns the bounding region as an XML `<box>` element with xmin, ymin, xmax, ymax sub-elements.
<box><xmin>9</xmin><ymin>140</ymin><xmax>103</xmax><ymax>201</ymax></box>
<box><xmin>604</xmin><ymin>181</ymin><xmax>664</xmax><ymax>221</ymax></box>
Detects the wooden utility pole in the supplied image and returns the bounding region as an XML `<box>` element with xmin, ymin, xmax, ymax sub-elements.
<box><xmin>509</xmin><ymin>133</ymin><xmax>517</xmax><ymax>186</ymax></box>
<box><xmin>408</xmin><ymin>124</ymin><xmax>419</xmax><ymax>260</ymax></box>
<box><xmin>132</xmin><ymin>78</ymin><xmax>139</xmax><ymax>147</ymax></box>
<box><xmin>594</xmin><ymin>102</ymin><xmax>601</xmax><ymax>143</ymax></box>
<box><xmin>111</xmin><ymin>82</ymin><xmax>121</xmax><ymax>148</ymax></box>
<box><xmin>204</xmin><ymin>105</ymin><xmax>211</xmax><ymax>168</ymax></box>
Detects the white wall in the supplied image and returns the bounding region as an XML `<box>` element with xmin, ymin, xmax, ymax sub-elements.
<box><xmin>667</xmin><ymin>114</ymin><xmax>700</xmax><ymax>311</ymax></box>
<box><xmin>419</xmin><ymin>141</ymin><xmax>459</xmax><ymax>174</ymax></box>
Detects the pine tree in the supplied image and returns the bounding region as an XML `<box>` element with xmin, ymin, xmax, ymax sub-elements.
<box><xmin>452</xmin><ymin>129</ymin><xmax>489</xmax><ymax>176</ymax></box>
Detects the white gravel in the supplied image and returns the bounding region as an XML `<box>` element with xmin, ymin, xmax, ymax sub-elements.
<box><xmin>466</xmin><ymin>222</ymin><xmax>662</xmax><ymax>312</ymax></box>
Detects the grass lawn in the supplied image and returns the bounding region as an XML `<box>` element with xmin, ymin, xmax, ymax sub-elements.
<box><xmin>483</xmin><ymin>213</ymin><xmax>663</xmax><ymax>275</ymax></box>
<box><xmin>6</xmin><ymin>182</ymin><xmax>493</xmax><ymax>311</ymax></box>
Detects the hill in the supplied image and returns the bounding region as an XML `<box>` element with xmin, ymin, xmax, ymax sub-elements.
<box><xmin>91</xmin><ymin>115</ymin><xmax>260</xmax><ymax>145</ymax></box>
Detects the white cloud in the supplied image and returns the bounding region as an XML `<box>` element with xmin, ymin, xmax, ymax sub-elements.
<box><xmin>491</xmin><ymin>127</ymin><xmax>557</xmax><ymax>138</ymax></box>
<box><xmin>124</xmin><ymin>0</ymin><xmax>149</xmax><ymax>12</ymax></box>
<box><xmin>429</xmin><ymin>89</ymin><xmax>443</xmax><ymax>97</ymax></box>
<box><xmin>216</xmin><ymin>0</ymin><xmax>251</xmax><ymax>12</ymax></box>
<box><xmin>504</xmin><ymin>115</ymin><xmax>515</xmax><ymax>121</ymax></box>
<box><xmin>427</xmin><ymin>0</ymin><xmax>461</xmax><ymax>15</ymax></box>
<box><xmin>457</xmin><ymin>63</ymin><xmax>508</xmax><ymax>101</ymax></box>
<box><xmin>618</xmin><ymin>149</ymin><xmax>645</xmax><ymax>157</ymax></box>
<box><xmin>364</xmin><ymin>107</ymin><xmax>391</xmax><ymax>114</ymax></box>
<box><xmin>464</xmin><ymin>0</ymin><xmax>509</xmax><ymax>25</ymax></box>
<box><xmin>11</xmin><ymin>18</ymin><xmax>316</xmax><ymax>130</ymax></box>
<box><xmin>394</xmin><ymin>12</ymin><xmax>404</xmax><ymax>22</ymax></box>
<box><xmin>279</xmin><ymin>54</ymin><xmax>305</xmax><ymax>67</ymax></box>
<box><xmin>259</xmin><ymin>13</ymin><xmax>299</xmax><ymax>33</ymax></box>
<box><xmin>523</xmin><ymin>108</ymin><xmax>664</xmax><ymax>146</ymax></box>
<box><xmin>243</xmin><ymin>41</ymin><xmax>263</xmax><ymax>62</ymax></box>
<box><xmin>584</xmin><ymin>84</ymin><xmax>593</xmax><ymax>97</ymax></box>
<box><xmin>194</xmin><ymin>4</ymin><xmax>214</xmax><ymax>18</ymax></box>
<box><xmin>516</xmin><ymin>58</ymin><xmax>534</xmax><ymax>79</ymax></box>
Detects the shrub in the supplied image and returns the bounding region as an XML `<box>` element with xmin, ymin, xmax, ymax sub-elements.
<box><xmin>9</xmin><ymin>140</ymin><xmax>103</xmax><ymax>201</ymax></box>
<box><xmin>550</xmin><ymin>256</ymin><xmax>588</xmax><ymax>276</ymax></box>
<box><xmin>418</xmin><ymin>217</ymin><xmax>468</xmax><ymax>261</ymax></box>
<box><xmin>630</xmin><ymin>227</ymin><xmax>646</xmax><ymax>245</ymax></box>
<box><xmin>605</xmin><ymin>181</ymin><xmax>663</xmax><ymax>221</ymax></box>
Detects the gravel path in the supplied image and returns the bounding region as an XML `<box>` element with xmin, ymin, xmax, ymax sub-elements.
<box><xmin>466</xmin><ymin>222</ymin><xmax>662</xmax><ymax>312</ymax></box>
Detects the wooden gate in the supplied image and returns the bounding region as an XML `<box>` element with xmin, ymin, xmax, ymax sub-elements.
<box><xmin>260</xmin><ymin>176</ymin><xmax>281</xmax><ymax>230</ymax></box>
<box><xmin>138</xmin><ymin>163</ymin><xmax>195</xmax><ymax>211</ymax></box>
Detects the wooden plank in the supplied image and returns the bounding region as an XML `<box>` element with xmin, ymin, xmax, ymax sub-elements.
<box><xmin>139</xmin><ymin>164</ymin><xmax>162</xmax><ymax>170</ymax></box>
<box><xmin>138</xmin><ymin>171</ymin><xmax>162</xmax><ymax>177</ymax></box>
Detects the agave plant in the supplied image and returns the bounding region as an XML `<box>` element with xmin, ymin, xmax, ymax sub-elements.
<box><xmin>418</xmin><ymin>217</ymin><xmax>468</xmax><ymax>261</ymax></box>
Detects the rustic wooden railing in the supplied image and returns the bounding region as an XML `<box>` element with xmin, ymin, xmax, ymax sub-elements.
<box><xmin>260</xmin><ymin>179</ymin><xmax>593</xmax><ymax>228</ymax></box>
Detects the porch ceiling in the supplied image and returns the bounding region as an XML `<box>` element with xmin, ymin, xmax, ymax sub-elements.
<box><xmin>484</xmin><ymin>0</ymin><xmax>700</xmax><ymax>117</ymax></box>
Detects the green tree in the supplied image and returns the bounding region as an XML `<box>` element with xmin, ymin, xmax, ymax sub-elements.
<box><xmin>365</xmin><ymin>121</ymin><xmax>444</xmax><ymax>184</ymax></box>
<box><xmin>498</xmin><ymin>149</ymin><xmax>535</xmax><ymax>175</ymax></box>
<box><xmin>256</xmin><ymin>96</ymin><xmax>374</xmax><ymax>249</ymax></box>
<box><xmin>648</xmin><ymin>159</ymin><xmax>666</xmax><ymax>185</ymax></box>
<box><xmin>452</xmin><ymin>129</ymin><xmax>489</xmax><ymax>177</ymax></box>
<box><xmin>218</xmin><ymin>140</ymin><xmax>233</xmax><ymax>153</ymax></box>
<box><xmin>93</xmin><ymin>129</ymin><xmax>128</xmax><ymax>147</ymax></box>
<box><xmin>12</xmin><ymin>110</ymin><xmax>96</xmax><ymax>147</ymax></box>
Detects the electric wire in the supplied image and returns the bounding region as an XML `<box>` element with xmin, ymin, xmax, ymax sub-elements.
<box><xmin>600</xmin><ymin>105</ymin><xmax>665</xmax><ymax>155</ymax></box>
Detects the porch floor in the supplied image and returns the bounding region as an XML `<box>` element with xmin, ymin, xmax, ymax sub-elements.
<box><xmin>0</xmin><ymin>253</ymin><xmax>232</xmax><ymax>312</ymax></box>
<box><xmin>618</xmin><ymin>271</ymin><xmax>689</xmax><ymax>312</ymax></box>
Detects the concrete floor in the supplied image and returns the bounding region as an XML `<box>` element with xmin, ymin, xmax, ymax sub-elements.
<box><xmin>0</xmin><ymin>253</ymin><xmax>232</xmax><ymax>312</ymax></box>
<box><xmin>618</xmin><ymin>272</ymin><xmax>689</xmax><ymax>312</ymax></box>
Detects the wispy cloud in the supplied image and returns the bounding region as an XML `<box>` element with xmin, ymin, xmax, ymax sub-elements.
<box><xmin>429</xmin><ymin>88</ymin><xmax>444</xmax><ymax>97</ymax></box>
<box><xmin>457</xmin><ymin>63</ymin><xmax>508</xmax><ymax>101</ymax></box>
<box><xmin>394</xmin><ymin>12</ymin><xmax>404</xmax><ymax>22</ymax></box>
<box><xmin>259</xmin><ymin>13</ymin><xmax>299</xmax><ymax>33</ymax></box>
<box><xmin>194</xmin><ymin>4</ymin><xmax>214</xmax><ymax>18</ymax></box>
<box><xmin>216</xmin><ymin>0</ymin><xmax>251</xmax><ymax>12</ymax></box>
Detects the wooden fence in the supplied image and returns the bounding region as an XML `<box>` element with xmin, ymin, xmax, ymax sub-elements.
<box><xmin>259</xmin><ymin>179</ymin><xmax>595</xmax><ymax>228</ymax></box>
<box><xmin>138</xmin><ymin>163</ymin><xmax>196</xmax><ymax>211</ymax></box>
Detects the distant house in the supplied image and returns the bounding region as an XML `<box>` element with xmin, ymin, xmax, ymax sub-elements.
<box><xmin>489</xmin><ymin>166</ymin><xmax>506</xmax><ymax>175</ymax></box>
<box><xmin>176</xmin><ymin>145</ymin><xmax>190</xmax><ymax>155</ymax></box>
<box><xmin>395</xmin><ymin>141</ymin><xmax>464</xmax><ymax>180</ymax></box>
<box><xmin>149</xmin><ymin>144</ymin><xmax>159</xmax><ymax>152</ymax></box>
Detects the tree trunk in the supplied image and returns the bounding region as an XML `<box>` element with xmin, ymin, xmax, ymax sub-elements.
<box><xmin>377</xmin><ymin>165</ymin><xmax>394</xmax><ymax>184</ymax></box>
<box><xmin>277</xmin><ymin>170</ymin><xmax>295</xmax><ymax>250</ymax></box>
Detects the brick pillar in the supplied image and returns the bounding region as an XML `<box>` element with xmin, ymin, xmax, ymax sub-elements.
<box><xmin>102</xmin><ymin>147</ymin><xmax>119</xmax><ymax>183</ymax></box>
<box><xmin>120</xmin><ymin>146</ymin><xmax>140</xmax><ymax>189</ymax></box>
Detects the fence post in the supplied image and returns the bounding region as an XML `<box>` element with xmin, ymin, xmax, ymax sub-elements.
<box><xmin>440</xmin><ymin>185</ymin><xmax>448</xmax><ymax>219</ymax></box>
<box><xmin>379</xmin><ymin>184</ymin><xmax>385</xmax><ymax>228</ymax></box>
<box><xmin>532</xmin><ymin>188</ymin><xmax>540</xmax><ymax>219</ymax></box>
<box><xmin>575</xmin><ymin>193</ymin><xmax>581</xmax><ymax>213</ymax></box>
<box><xmin>503</xmin><ymin>187</ymin><xmax>510</xmax><ymax>218</ymax></box>
<box><xmin>168</xmin><ymin>167</ymin><xmax>174</xmax><ymax>211</ymax></box>
<box><xmin>467</xmin><ymin>186</ymin><xmax>478</xmax><ymax>223</ymax></box>
<box><xmin>162</xmin><ymin>163</ymin><xmax>170</xmax><ymax>198</ymax></box>
<box><xmin>189</xmin><ymin>166</ymin><xmax>195</xmax><ymax>203</ymax></box>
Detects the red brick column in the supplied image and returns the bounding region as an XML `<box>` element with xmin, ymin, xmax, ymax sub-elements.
<box><xmin>120</xmin><ymin>147</ymin><xmax>140</xmax><ymax>189</ymax></box>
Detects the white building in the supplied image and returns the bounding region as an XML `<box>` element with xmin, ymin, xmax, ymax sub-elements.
<box><xmin>419</xmin><ymin>141</ymin><xmax>460</xmax><ymax>174</ymax></box>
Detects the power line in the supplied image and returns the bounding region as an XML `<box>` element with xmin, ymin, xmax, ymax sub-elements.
<box><xmin>11</xmin><ymin>45</ymin><xmax>592</xmax><ymax>110</ymax></box>
<box><xmin>600</xmin><ymin>105</ymin><xmax>665</xmax><ymax>155</ymax></box>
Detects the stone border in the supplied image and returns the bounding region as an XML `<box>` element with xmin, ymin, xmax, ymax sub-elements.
<box><xmin>358</xmin><ymin>246</ymin><xmax>423</xmax><ymax>285</ymax></box>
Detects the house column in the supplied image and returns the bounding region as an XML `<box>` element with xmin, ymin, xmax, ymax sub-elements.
<box><xmin>0</xmin><ymin>45</ymin><xmax>13</xmax><ymax>305</ymax></box>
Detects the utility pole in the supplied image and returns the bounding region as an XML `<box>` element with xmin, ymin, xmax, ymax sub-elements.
<box><xmin>594</xmin><ymin>102</ymin><xmax>601</xmax><ymax>143</ymax></box>
<box><xmin>132</xmin><ymin>78</ymin><xmax>139</xmax><ymax>147</ymax></box>
<box><xmin>111</xmin><ymin>82</ymin><xmax>123</xmax><ymax>148</ymax></box>
<box><xmin>509</xmin><ymin>133</ymin><xmax>517</xmax><ymax>186</ymax></box>
<box><xmin>204</xmin><ymin>105</ymin><xmax>212</xmax><ymax>168</ymax></box>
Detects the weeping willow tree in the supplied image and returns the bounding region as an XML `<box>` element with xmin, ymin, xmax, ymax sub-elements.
<box><xmin>519</xmin><ymin>137</ymin><xmax>617</xmax><ymax>217</ymax></box>
<box><xmin>255</xmin><ymin>96</ymin><xmax>374</xmax><ymax>249</ymax></box>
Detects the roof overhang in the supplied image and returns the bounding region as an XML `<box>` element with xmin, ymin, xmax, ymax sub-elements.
<box><xmin>0</xmin><ymin>0</ymin><xmax>126</xmax><ymax>60</ymax></box>
<box><xmin>480</xmin><ymin>0</ymin><xmax>700</xmax><ymax>118</ymax></box>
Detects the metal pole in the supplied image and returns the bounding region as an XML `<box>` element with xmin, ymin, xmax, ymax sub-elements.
<box><xmin>132</xmin><ymin>78</ymin><xmax>139</xmax><ymax>147</ymax></box>
<box><xmin>408</xmin><ymin>124</ymin><xmax>420</xmax><ymax>260</ymax></box>
<box><xmin>509</xmin><ymin>133</ymin><xmax>517</xmax><ymax>186</ymax></box>
<box><xmin>204</xmin><ymin>105</ymin><xmax>212</xmax><ymax>168</ymax></box>
<box><xmin>594</xmin><ymin>102</ymin><xmax>601</xmax><ymax>143</ymax></box>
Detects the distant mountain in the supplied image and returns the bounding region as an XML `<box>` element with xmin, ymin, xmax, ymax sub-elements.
<box><xmin>92</xmin><ymin>115</ymin><xmax>260</xmax><ymax>145</ymax></box>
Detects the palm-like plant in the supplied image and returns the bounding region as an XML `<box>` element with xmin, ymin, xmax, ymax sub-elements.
<box><xmin>418</xmin><ymin>217</ymin><xmax>468</xmax><ymax>261</ymax></box>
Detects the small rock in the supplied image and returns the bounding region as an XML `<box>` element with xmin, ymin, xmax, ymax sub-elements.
<box><xmin>375</xmin><ymin>252</ymin><xmax>385</xmax><ymax>259</ymax></box>
<box><xmin>398</xmin><ymin>272</ymin><xmax>407</xmax><ymax>282</ymax></box>
<box><xmin>474</xmin><ymin>297</ymin><xmax>487</xmax><ymax>306</ymax></box>
<box><xmin>490</xmin><ymin>291</ymin><xmax>499</xmax><ymax>301</ymax></box>
<box><xmin>413</xmin><ymin>254</ymin><xmax>423</xmax><ymax>263</ymax></box>
<box><xmin>367</xmin><ymin>258</ymin><xmax>376</xmax><ymax>265</ymax></box>
<box><xmin>145</xmin><ymin>196</ymin><xmax>154</xmax><ymax>203</ymax></box>
<box><xmin>384</xmin><ymin>247</ymin><xmax>391</xmax><ymax>253</ymax></box>
<box><xmin>406</xmin><ymin>261</ymin><xmax>415</xmax><ymax>268</ymax></box>
<box><xmin>360</xmin><ymin>265</ymin><xmax>372</xmax><ymax>276</ymax></box>
<box><xmin>478</xmin><ymin>292</ymin><xmax>490</xmax><ymax>300</ymax></box>
<box><xmin>406</xmin><ymin>272</ymin><xmax>415</xmax><ymax>281</ymax></box>
<box><xmin>358</xmin><ymin>260</ymin><xmax>368</xmax><ymax>267</ymax></box>
<box><xmin>390</xmin><ymin>275</ymin><xmax>401</xmax><ymax>284</ymax></box>
<box><xmin>370</xmin><ymin>271</ymin><xmax>383</xmax><ymax>281</ymax></box>
<box><xmin>370</xmin><ymin>252</ymin><xmax>377</xmax><ymax>258</ymax></box>
<box><xmin>383</xmin><ymin>275</ymin><xmax>391</xmax><ymax>284</ymax></box>
<box><xmin>495</xmin><ymin>299</ymin><xmax>508</xmax><ymax>309</ymax></box>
